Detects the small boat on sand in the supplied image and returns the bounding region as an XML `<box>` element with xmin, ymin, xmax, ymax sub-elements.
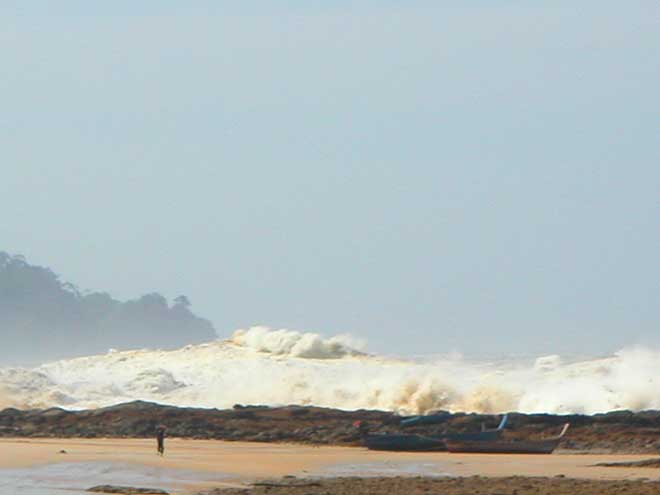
<box><xmin>445</xmin><ymin>423</ymin><xmax>570</xmax><ymax>454</ymax></box>
<box><xmin>364</xmin><ymin>414</ymin><xmax>508</xmax><ymax>452</ymax></box>
<box><xmin>364</xmin><ymin>433</ymin><xmax>447</xmax><ymax>451</ymax></box>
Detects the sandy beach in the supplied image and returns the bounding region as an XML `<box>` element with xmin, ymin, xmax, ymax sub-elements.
<box><xmin>1</xmin><ymin>438</ymin><xmax>660</xmax><ymax>493</ymax></box>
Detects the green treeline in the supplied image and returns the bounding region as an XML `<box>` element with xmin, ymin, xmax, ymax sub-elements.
<box><xmin>0</xmin><ymin>252</ymin><xmax>215</xmax><ymax>363</ymax></box>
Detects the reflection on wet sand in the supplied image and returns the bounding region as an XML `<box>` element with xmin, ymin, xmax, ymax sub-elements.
<box><xmin>0</xmin><ymin>461</ymin><xmax>230</xmax><ymax>494</ymax></box>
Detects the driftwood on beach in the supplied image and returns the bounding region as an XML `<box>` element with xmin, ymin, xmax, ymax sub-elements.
<box><xmin>596</xmin><ymin>458</ymin><xmax>660</xmax><ymax>468</ymax></box>
<box><xmin>87</xmin><ymin>486</ymin><xmax>169</xmax><ymax>494</ymax></box>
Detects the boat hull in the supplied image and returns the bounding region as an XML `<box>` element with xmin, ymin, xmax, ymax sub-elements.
<box><xmin>445</xmin><ymin>423</ymin><xmax>569</xmax><ymax>454</ymax></box>
<box><xmin>365</xmin><ymin>430</ymin><xmax>503</xmax><ymax>452</ymax></box>
<box><xmin>365</xmin><ymin>434</ymin><xmax>447</xmax><ymax>451</ymax></box>
<box><xmin>445</xmin><ymin>438</ymin><xmax>562</xmax><ymax>454</ymax></box>
<box><xmin>364</xmin><ymin>414</ymin><xmax>510</xmax><ymax>452</ymax></box>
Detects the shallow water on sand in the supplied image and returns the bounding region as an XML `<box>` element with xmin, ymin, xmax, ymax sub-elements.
<box><xmin>0</xmin><ymin>459</ymin><xmax>453</xmax><ymax>494</ymax></box>
<box><xmin>0</xmin><ymin>461</ymin><xmax>231</xmax><ymax>494</ymax></box>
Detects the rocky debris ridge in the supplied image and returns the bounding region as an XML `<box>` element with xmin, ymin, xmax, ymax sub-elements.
<box><xmin>195</xmin><ymin>476</ymin><xmax>660</xmax><ymax>495</ymax></box>
<box><xmin>1</xmin><ymin>401</ymin><xmax>659</xmax><ymax>454</ymax></box>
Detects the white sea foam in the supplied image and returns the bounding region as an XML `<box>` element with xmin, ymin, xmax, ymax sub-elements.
<box><xmin>0</xmin><ymin>327</ymin><xmax>659</xmax><ymax>414</ymax></box>
<box><xmin>230</xmin><ymin>326</ymin><xmax>365</xmax><ymax>358</ymax></box>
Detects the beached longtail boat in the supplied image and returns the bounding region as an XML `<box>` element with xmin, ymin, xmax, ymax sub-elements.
<box><xmin>364</xmin><ymin>414</ymin><xmax>508</xmax><ymax>452</ymax></box>
<box><xmin>444</xmin><ymin>423</ymin><xmax>570</xmax><ymax>454</ymax></box>
<box><xmin>364</xmin><ymin>433</ymin><xmax>447</xmax><ymax>451</ymax></box>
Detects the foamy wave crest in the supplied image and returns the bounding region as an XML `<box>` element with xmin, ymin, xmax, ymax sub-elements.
<box><xmin>0</xmin><ymin>327</ymin><xmax>659</xmax><ymax>415</ymax></box>
<box><xmin>230</xmin><ymin>326</ymin><xmax>365</xmax><ymax>358</ymax></box>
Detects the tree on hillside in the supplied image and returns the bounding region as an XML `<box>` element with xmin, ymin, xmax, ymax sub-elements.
<box><xmin>0</xmin><ymin>251</ymin><xmax>216</xmax><ymax>363</ymax></box>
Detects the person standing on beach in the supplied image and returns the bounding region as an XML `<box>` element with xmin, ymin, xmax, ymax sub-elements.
<box><xmin>156</xmin><ymin>425</ymin><xmax>166</xmax><ymax>456</ymax></box>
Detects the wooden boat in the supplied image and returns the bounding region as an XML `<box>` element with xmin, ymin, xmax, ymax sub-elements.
<box><xmin>365</xmin><ymin>414</ymin><xmax>508</xmax><ymax>452</ymax></box>
<box><xmin>364</xmin><ymin>433</ymin><xmax>447</xmax><ymax>451</ymax></box>
<box><xmin>445</xmin><ymin>423</ymin><xmax>570</xmax><ymax>454</ymax></box>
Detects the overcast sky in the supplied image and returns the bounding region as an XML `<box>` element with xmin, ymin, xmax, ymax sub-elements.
<box><xmin>2</xmin><ymin>1</ymin><xmax>658</xmax><ymax>357</ymax></box>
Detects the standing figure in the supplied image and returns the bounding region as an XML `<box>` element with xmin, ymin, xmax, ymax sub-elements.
<box><xmin>156</xmin><ymin>425</ymin><xmax>167</xmax><ymax>456</ymax></box>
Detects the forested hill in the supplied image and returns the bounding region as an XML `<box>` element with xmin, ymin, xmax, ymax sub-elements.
<box><xmin>0</xmin><ymin>252</ymin><xmax>215</xmax><ymax>363</ymax></box>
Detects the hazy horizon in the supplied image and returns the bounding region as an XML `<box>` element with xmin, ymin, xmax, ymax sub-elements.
<box><xmin>2</xmin><ymin>1</ymin><xmax>659</xmax><ymax>358</ymax></box>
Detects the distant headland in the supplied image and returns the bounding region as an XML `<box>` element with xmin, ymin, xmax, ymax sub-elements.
<box><xmin>0</xmin><ymin>251</ymin><xmax>215</xmax><ymax>363</ymax></box>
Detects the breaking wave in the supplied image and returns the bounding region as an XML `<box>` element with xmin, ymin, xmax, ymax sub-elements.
<box><xmin>0</xmin><ymin>326</ymin><xmax>659</xmax><ymax>415</ymax></box>
<box><xmin>230</xmin><ymin>326</ymin><xmax>365</xmax><ymax>359</ymax></box>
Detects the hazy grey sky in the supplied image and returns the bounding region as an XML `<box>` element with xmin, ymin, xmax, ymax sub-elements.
<box><xmin>2</xmin><ymin>1</ymin><xmax>658</xmax><ymax>356</ymax></box>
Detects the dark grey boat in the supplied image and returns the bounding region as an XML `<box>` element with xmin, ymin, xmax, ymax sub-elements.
<box><xmin>445</xmin><ymin>423</ymin><xmax>570</xmax><ymax>454</ymax></box>
<box><xmin>364</xmin><ymin>433</ymin><xmax>447</xmax><ymax>451</ymax></box>
<box><xmin>365</xmin><ymin>414</ymin><xmax>508</xmax><ymax>452</ymax></box>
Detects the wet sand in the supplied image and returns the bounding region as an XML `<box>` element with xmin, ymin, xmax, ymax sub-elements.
<box><xmin>1</xmin><ymin>438</ymin><xmax>659</xmax><ymax>493</ymax></box>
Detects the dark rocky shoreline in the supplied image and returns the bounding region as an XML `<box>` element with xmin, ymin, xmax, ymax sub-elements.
<box><xmin>195</xmin><ymin>476</ymin><xmax>660</xmax><ymax>495</ymax></box>
<box><xmin>1</xmin><ymin>401</ymin><xmax>659</xmax><ymax>454</ymax></box>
